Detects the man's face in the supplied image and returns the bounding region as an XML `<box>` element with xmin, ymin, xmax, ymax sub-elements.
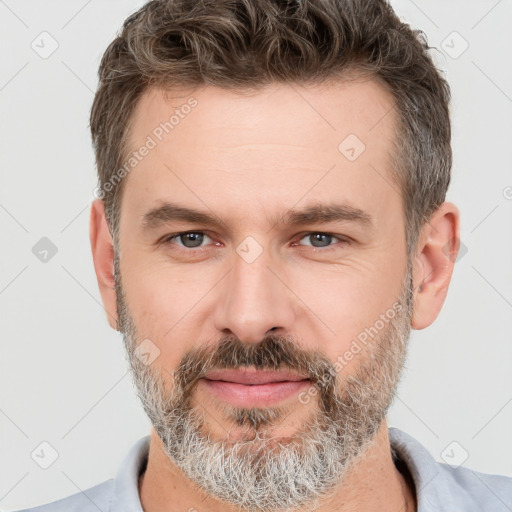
<box><xmin>114</xmin><ymin>79</ymin><xmax>413</xmax><ymax>510</ymax></box>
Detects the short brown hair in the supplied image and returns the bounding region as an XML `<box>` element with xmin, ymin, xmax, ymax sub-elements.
<box><xmin>90</xmin><ymin>0</ymin><xmax>451</xmax><ymax>255</ymax></box>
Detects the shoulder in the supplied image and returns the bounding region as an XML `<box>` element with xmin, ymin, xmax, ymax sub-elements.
<box><xmin>437</xmin><ymin>462</ymin><xmax>512</xmax><ymax>511</ymax></box>
<box><xmin>10</xmin><ymin>479</ymin><xmax>114</xmax><ymax>512</ymax></box>
<box><xmin>389</xmin><ymin>427</ymin><xmax>512</xmax><ymax>511</ymax></box>
<box><xmin>11</xmin><ymin>435</ymin><xmax>149</xmax><ymax>512</ymax></box>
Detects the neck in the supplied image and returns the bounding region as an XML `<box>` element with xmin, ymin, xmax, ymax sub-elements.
<box><xmin>139</xmin><ymin>420</ymin><xmax>416</xmax><ymax>512</ymax></box>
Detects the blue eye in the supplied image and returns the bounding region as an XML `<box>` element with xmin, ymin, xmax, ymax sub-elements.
<box><xmin>164</xmin><ymin>231</ymin><xmax>213</xmax><ymax>248</ymax></box>
<box><xmin>298</xmin><ymin>233</ymin><xmax>342</xmax><ymax>249</ymax></box>
<box><xmin>161</xmin><ymin>231</ymin><xmax>349</xmax><ymax>253</ymax></box>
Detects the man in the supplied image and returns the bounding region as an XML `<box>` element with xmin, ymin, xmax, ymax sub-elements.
<box><xmin>16</xmin><ymin>0</ymin><xmax>512</xmax><ymax>511</ymax></box>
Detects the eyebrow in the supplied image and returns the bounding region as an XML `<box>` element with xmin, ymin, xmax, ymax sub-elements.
<box><xmin>141</xmin><ymin>201</ymin><xmax>373</xmax><ymax>231</ymax></box>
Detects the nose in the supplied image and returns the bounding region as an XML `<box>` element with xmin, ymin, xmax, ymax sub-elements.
<box><xmin>213</xmin><ymin>245</ymin><xmax>296</xmax><ymax>344</ymax></box>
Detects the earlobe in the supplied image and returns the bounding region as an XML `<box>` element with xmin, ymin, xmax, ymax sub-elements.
<box><xmin>89</xmin><ymin>199</ymin><xmax>119</xmax><ymax>330</ymax></box>
<box><xmin>410</xmin><ymin>202</ymin><xmax>460</xmax><ymax>330</ymax></box>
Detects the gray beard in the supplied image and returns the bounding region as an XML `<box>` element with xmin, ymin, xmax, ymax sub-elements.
<box><xmin>115</xmin><ymin>254</ymin><xmax>413</xmax><ymax>512</ymax></box>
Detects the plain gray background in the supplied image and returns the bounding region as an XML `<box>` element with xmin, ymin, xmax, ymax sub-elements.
<box><xmin>1</xmin><ymin>0</ymin><xmax>511</xmax><ymax>510</ymax></box>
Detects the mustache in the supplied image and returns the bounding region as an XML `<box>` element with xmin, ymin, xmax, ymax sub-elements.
<box><xmin>172</xmin><ymin>334</ymin><xmax>337</xmax><ymax>400</ymax></box>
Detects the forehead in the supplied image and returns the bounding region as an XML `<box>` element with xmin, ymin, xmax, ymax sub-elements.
<box><xmin>128</xmin><ymin>77</ymin><xmax>395</xmax><ymax>153</ymax></box>
<box><xmin>121</xmin><ymin>78</ymin><xmax>400</xmax><ymax>231</ymax></box>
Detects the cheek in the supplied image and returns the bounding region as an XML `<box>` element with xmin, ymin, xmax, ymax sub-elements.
<box><xmin>284</xmin><ymin>257</ymin><xmax>404</xmax><ymax>360</ymax></box>
<box><xmin>120</xmin><ymin>258</ymin><xmax>202</xmax><ymax>371</ymax></box>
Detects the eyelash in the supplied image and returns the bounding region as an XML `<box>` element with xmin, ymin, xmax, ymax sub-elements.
<box><xmin>160</xmin><ymin>231</ymin><xmax>350</xmax><ymax>253</ymax></box>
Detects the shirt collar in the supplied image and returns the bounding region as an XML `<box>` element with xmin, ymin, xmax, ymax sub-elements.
<box><xmin>110</xmin><ymin>435</ymin><xmax>149</xmax><ymax>512</ymax></box>
<box><xmin>389</xmin><ymin>427</ymin><xmax>455</xmax><ymax>512</ymax></box>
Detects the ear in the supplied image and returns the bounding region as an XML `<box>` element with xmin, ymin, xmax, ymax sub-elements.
<box><xmin>411</xmin><ymin>201</ymin><xmax>460</xmax><ymax>330</ymax></box>
<box><xmin>90</xmin><ymin>199</ymin><xmax>118</xmax><ymax>330</ymax></box>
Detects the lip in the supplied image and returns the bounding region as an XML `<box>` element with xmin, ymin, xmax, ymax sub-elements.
<box><xmin>203</xmin><ymin>369</ymin><xmax>309</xmax><ymax>385</ymax></box>
<box><xmin>200</xmin><ymin>369</ymin><xmax>311</xmax><ymax>408</ymax></box>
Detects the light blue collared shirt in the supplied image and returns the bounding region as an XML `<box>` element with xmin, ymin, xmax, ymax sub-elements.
<box><xmin>13</xmin><ymin>427</ymin><xmax>512</xmax><ymax>511</ymax></box>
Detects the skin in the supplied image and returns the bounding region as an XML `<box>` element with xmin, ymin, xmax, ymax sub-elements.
<box><xmin>90</xmin><ymin>78</ymin><xmax>460</xmax><ymax>512</ymax></box>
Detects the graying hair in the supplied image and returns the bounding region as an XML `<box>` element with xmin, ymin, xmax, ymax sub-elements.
<box><xmin>90</xmin><ymin>0</ymin><xmax>451</xmax><ymax>256</ymax></box>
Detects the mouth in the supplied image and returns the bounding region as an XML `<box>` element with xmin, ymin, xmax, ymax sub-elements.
<box><xmin>204</xmin><ymin>368</ymin><xmax>309</xmax><ymax>385</ymax></box>
<box><xmin>201</xmin><ymin>369</ymin><xmax>311</xmax><ymax>408</ymax></box>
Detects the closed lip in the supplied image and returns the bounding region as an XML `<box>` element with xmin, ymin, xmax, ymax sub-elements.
<box><xmin>203</xmin><ymin>369</ymin><xmax>310</xmax><ymax>385</ymax></box>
